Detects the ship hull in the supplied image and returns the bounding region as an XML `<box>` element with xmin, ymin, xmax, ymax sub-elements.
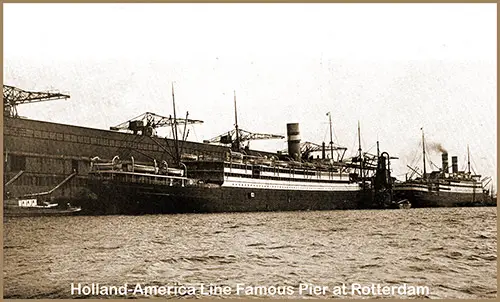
<box><xmin>394</xmin><ymin>185</ymin><xmax>492</xmax><ymax>208</ymax></box>
<box><xmin>86</xmin><ymin>179</ymin><xmax>360</xmax><ymax>215</ymax></box>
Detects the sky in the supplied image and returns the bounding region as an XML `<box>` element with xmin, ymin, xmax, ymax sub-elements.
<box><xmin>3</xmin><ymin>3</ymin><xmax>497</xmax><ymax>187</ymax></box>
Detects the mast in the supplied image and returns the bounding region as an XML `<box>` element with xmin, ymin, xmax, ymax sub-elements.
<box><xmin>181</xmin><ymin>112</ymin><xmax>189</xmax><ymax>141</ymax></box>
<box><xmin>179</xmin><ymin>111</ymin><xmax>190</xmax><ymax>153</ymax></box>
<box><xmin>358</xmin><ymin>121</ymin><xmax>362</xmax><ymax>158</ymax></box>
<box><xmin>421</xmin><ymin>127</ymin><xmax>427</xmax><ymax>178</ymax></box>
<box><xmin>327</xmin><ymin>112</ymin><xmax>334</xmax><ymax>160</ymax></box>
<box><xmin>358</xmin><ymin>121</ymin><xmax>363</xmax><ymax>179</ymax></box>
<box><xmin>234</xmin><ymin>90</ymin><xmax>240</xmax><ymax>152</ymax></box>
<box><xmin>467</xmin><ymin>144</ymin><xmax>471</xmax><ymax>174</ymax></box>
<box><xmin>171</xmin><ymin>83</ymin><xmax>179</xmax><ymax>163</ymax></box>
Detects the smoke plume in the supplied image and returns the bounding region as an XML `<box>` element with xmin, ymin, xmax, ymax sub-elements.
<box><xmin>427</xmin><ymin>142</ymin><xmax>447</xmax><ymax>153</ymax></box>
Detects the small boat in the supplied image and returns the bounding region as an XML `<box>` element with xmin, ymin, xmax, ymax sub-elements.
<box><xmin>397</xmin><ymin>199</ymin><xmax>412</xmax><ymax>209</ymax></box>
<box><xmin>4</xmin><ymin>197</ymin><xmax>82</xmax><ymax>217</ymax></box>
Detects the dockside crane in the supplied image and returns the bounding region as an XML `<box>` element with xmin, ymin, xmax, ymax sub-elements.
<box><xmin>203</xmin><ymin>91</ymin><xmax>284</xmax><ymax>152</ymax></box>
<box><xmin>108</xmin><ymin>84</ymin><xmax>204</xmax><ymax>165</ymax></box>
<box><xmin>3</xmin><ymin>84</ymin><xmax>70</xmax><ymax>117</ymax></box>
<box><xmin>204</xmin><ymin>128</ymin><xmax>285</xmax><ymax>151</ymax></box>
<box><xmin>109</xmin><ymin>111</ymin><xmax>203</xmax><ymax>138</ymax></box>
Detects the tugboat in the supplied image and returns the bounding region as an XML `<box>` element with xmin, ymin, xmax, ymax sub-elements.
<box><xmin>4</xmin><ymin>171</ymin><xmax>82</xmax><ymax>217</ymax></box>
<box><xmin>4</xmin><ymin>197</ymin><xmax>81</xmax><ymax>217</ymax></box>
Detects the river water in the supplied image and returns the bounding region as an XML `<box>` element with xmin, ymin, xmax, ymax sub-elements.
<box><xmin>3</xmin><ymin>207</ymin><xmax>497</xmax><ymax>299</ymax></box>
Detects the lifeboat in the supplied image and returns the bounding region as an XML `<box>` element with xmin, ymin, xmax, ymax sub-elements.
<box><xmin>255</xmin><ymin>157</ymin><xmax>272</xmax><ymax>166</ymax></box>
<box><xmin>181</xmin><ymin>153</ymin><xmax>198</xmax><ymax>161</ymax></box>
<box><xmin>167</xmin><ymin>168</ymin><xmax>184</xmax><ymax>176</ymax></box>
<box><xmin>289</xmin><ymin>161</ymin><xmax>302</xmax><ymax>167</ymax></box>
<box><xmin>229</xmin><ymin>151</ymin><xmax>244</xmax><ymax>163</ymax></box>
<box><xmin>91</xmin><ymin>155</ymin><xmax>123</xmax><ymax>171</ymax></box>
<box><xmin>276</xmin><ymin>161</ymin><xmax>289</xmax><ymax>167</ymax></box>
<box><xmin>133</xmin><ymin>164</ymin><xmax>157</xmax><ymax>174</ymax></box>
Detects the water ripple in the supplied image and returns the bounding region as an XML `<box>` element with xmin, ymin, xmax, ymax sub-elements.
<box><xmin>3</xmin><ymin>207</ymin><xmax>497</xmax><ymax>299</ymax></box>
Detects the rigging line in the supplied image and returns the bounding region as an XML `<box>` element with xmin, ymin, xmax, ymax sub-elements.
<box><xmin>423</xmin><ymin>147</ymin><xmax>432</xmax><ymax>170</ymax></box>
<box><xmin>325</xmin><ymin>113</ymin><xmax>341</xmax><ymax>148</ymax></box>
<box><xmin>461</xmin><ymin>154</ymin><xmax>467</xmax><ymax>171</ymax></box>
<box><xmin>129</xmin><ymin>147</ymin><xmax>156</xmax><ymax>161</ymax></box>
<box><xmin>426</xmin><ymin>152</ymin><xmax>435</xmax><ymax>169</ymax></box>
<box><xmin>332</xmin><ymin>122</ymin><xmax>340</xmax><ymax>148</ymax></box>
<box><xmin>429</xmin><ymin>160</ymin><xmax>440</xmax><ymax>170</ymax></box>
<box><xmin>119</xmin><ymin>134</ymin><xmax>149</xmax><ymax>161</ymax></box>
<box><xmin>410</xmin><ymin>139</ymin><xmax>422</xmax><ymax>168</ymax></box>
<box><xmin>470</xmin><ymin>154</ymin><xmax>478</xmax><ymax>175</ymax></box>
<box><xmin>94</xmin><ymin>130</ymin><xmax>142</xmax><ymax>160</ymax></box>
<box><xmin>191</xmin><ymin>125</ymin><xmax>199</xmax><ymax>143</ymax></box>
<box><xmin>164</xmin><ymin>135</ymin><xmax>175</xmax><ymax>160</ymax></box>
<box><xmin>364</xmin><ymin>143</ymin><xmax>376</xmax><ymax>154</ymax></box>
<box><xmin>323</xmin><ymin>123</ymin><xmax>328</xmax><ymax>144</ymax></box>
<box><xmin>150</xmin><ymin>136</ymin><xmax>174</xmax><ymax>160</ymax></box>
<box><xmin>348</xmin><ymin>134</ymin><xmax>357</xmax><ymax>158</ymax></box>
<box><xmin>359</xmin><ymin>129</ymin><xmax>371</xmax><ymax>154</ymax></box>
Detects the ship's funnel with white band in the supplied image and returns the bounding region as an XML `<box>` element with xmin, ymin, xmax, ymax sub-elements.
<box><xmin>287</xmin><ymin>123</ymin><xmax>301</xmax><ymax>161</ymax></box>
<box><xmin>452</xmin><ymin>156</ymin><xmax>458</xmax><ymax>173</ymax></box>
<box><xmin>442</xmin><ymin>152</ymin><xmax>449</xmax><ymax>173</ymax></box>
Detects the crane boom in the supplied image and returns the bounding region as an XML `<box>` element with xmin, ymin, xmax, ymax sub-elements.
<box><xmin>3</xmin><ymin>84</ymin><xmax>70</xmax><ymax>117</ymax></box>
<box><xmin>299</xmin><ymin>141</ymin><xmax>347</xmax><ymax>153</ymax></box>
<box><xmin>203</xmin><ymin>91</ymin><xmax>284</xmax><ymax>150</ymax></box>
<box><xmin>203</xmin><ymin>128</ymin><xmax>284</xmax><ymax>145</ymax></box>
<box><xmin>110</xmin><ymin>112</ymin><xmax>203</xmax><ymax>137</ymax></box>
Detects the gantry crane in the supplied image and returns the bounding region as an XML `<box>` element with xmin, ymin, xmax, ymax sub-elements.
<box><xmin>203</xmin><ymin>91</ymin><xmax>284</xmax><ymax>152</ymax></box>
<box><xmin>110</xmin><ymin>111</ymin><xmax>203</xmax><ymax>139</ymax></box>
<box><xmin>3</xmin><ymin>85</ymin><xmax>70</xmax><ymax>117</ymax></box>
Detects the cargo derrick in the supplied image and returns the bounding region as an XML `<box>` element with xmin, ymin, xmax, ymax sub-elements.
<box><xmin>3</xmin><ymin>84</ymin><xmax>70</xmax><ymax>118</ymax></box>
<box><xmin>110</xmin><ymin>114</ymin><xmax>203</xmax><ymax>166</ymax></box>
<box><xmin>203</xmin><ymin>91</ymin><xmax>284</xmax><ymax>152</ymax></box>
<box><xmin>287</xmin><ymin>141</ymin><xmax>347</xmax><ymax>162</ymax></box>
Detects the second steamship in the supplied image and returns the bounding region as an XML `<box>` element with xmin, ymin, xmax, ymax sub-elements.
<box><xmin>393</xmin><ymin>131</ymin><xmax>493</xmax><ymax>207</ymax></box>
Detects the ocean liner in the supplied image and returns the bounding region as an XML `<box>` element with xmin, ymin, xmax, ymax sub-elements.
<box><xmin>87</xmin><ymin>149</ymin><xmax>363</xmax><ymax>214</ymax></box>
<box><xmin>88</xmin><ymin>118</ymin><xmax>371</xmax><ymax>214</ymax></box>
<box><xmin>393</xmin><ymin>130</ymin><xmax>494</xmax><ymax>207</ymax></box>
<box><xmin>86</xmin><ymin>91</ymin><xmax>381</xmax><ymax>214</ymax></box>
